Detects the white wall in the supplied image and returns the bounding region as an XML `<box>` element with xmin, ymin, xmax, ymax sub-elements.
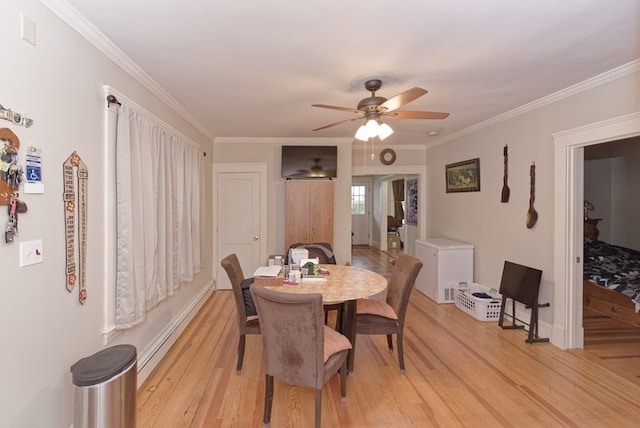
<box><xmin>610</xmin><ymin>139</ymin><xmax>640</xmax><ymax>248</ymax></box>
<box><xmin>584</xmin><ymin>157</ymin><xmax>613</xmax><ymax>241</ymax></box>
<box><xmin>352</xmin><ymin>144</ymin><xmax>428</xmax><ymax>253</ymax></box>
<box><xmin>585</xmin><ymin>136</ymin><xmax>640</xmax><ymax>247</ymax></box>
<box><xmin>426</xmin><ymin>66</ymin><xmax>639</xmax><ymax>340</ymax></box>
<box><xmin>212</xmin><ymin>137</ymin><xmax>353</xmax><ymax>268</ymax></box>
<box><xmin>212</xmin><ymin>140</ymin><xmax>426</xmax><ymax>272</ymax></box>
<box><xmin>371</xmin><ymin>176</ymin><xmax>383</xmax><ymax>248</ymax></box>
<box><xmin>1</xmin><ymin>2</ymin><xmax>213</xmax><ymax>426</ymax></box>
<box><xmin>3</xmin><ymin>2</ymin><xmax>636</xmax><ymax>425</ymax></box>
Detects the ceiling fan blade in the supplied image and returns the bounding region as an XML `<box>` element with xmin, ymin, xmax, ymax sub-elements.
<box><xmin>377</xmin><ymin>87</ymin><xmax>427</xmax><ymax>112</ymax></box>
<box><xmin>312</xmin><ymin>104</ymin><xmax>361</xmax><ymax>114</ymax></box>
<box><xmin>387</xmin><ymin>110</ymin><xmax>450</xmax><ymax>120</ymax></box>
<box><xmin>312</xmin><ymin>117</ymin><xmax>360</xmax><ymax>131</ymax></box>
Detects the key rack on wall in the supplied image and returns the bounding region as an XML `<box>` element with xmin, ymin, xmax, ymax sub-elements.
<box><xmin>0</xmin><ymin>128</ymin><xmax>20</xmax><ymax>205</ymax></box>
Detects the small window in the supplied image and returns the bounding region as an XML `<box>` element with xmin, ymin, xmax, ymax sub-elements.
<box><xmin>351</xmin><ymin>185</ymin><xmax>366</xmax><ymax>215</ymax></box>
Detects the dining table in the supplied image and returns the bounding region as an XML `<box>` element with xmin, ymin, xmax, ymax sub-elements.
<box><xmin>264</xmin><ymin>263</ymin><xmax>387</xmax><ymax>373</ymax></box>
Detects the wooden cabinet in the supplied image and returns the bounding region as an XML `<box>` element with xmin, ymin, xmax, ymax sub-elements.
<box><xmin>285</xmin><ymin>180</ymin><xmax>334</xmax><ymax>251</ymax></box>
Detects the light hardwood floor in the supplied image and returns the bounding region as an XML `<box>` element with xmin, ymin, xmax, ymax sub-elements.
<box><xmin>583</xmin><ymin>308</ymin><xmax>640</xmax><ymax>385</ymax></box>
<box><xmin>137</xmin><ymin>246</ymin><xmax>640</xmax><ymax>427</ymax></box>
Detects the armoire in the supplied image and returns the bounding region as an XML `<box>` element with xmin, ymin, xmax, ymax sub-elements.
<box><xmin>285</xmin><ymin>180</ymin><xmax>334</xmax><ymax>251</ymax></box>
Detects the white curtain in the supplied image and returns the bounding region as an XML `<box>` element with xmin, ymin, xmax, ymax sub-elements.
<box><xmin>115</xmin><ymin>104</ymin><xmax>205</xmax><ymax>329</ymax></box>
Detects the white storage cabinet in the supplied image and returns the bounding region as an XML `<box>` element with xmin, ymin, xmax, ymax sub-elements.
<box><xmin>414</xmin><ymin>238</ymin><xmax>474</xmax><ymax>303</ymax></box>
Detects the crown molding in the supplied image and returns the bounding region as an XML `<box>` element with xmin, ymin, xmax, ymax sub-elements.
<box><xmin>214</xmin><ymin>137</ymin><xmax>354</xmax><ymax>145</ymax></box>
<box><xmin>351</xmin><ymin>142</ymin><xmax>425</xmax><ymax>152</ymax></box>
<box><xmin>428</xmin><ymin>59</ymin><xmax>640</xmax><ymax>149</ymax></box>
<box><xmin>552</xmin><ymin>111</ymin><xmax>640</xmax><ymax>148</ymax></box>
<box><xmin>41</xmin><ymin>0</ymin><xmax>213</xmax><ymax>140</ymax></box>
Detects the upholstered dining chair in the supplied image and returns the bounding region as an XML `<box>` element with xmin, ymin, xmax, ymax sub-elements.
<box><xmin>287</xmin><ymin>242</ymin><xmax>342</xmax><ymax>326</ymax></box>
<box><xmin>250</xmin><ymin>285</ymin><xmax>352</xmax><ymax>428</ymax></box>
<box><xmin>350</xmin><ymin>253</ymin><xmax>423</xmax><ymax>374</ymax></box>
<box><xmin>286</xmin><ymin>242</ymin><xmax>336</xmax><ymax>265</ymax></box>
<box><xmin>220</xmin><ymin>253</ymin><xmax>261</xmax><ymax>375</ymax></box>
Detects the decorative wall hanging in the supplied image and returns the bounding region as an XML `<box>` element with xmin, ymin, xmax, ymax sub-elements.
<box><xmin>380</xmin><ymin>148</ymin><xmax>396</xmax><ymax>165</ymax></box>
<box><xmin>501</xmin><ymin>145</ymin><xmax>510</xmax><ymax>202</ymax></box>
<box><xmin>445</xmin><ymin>158</ymin><xmax>480</xmax><ymax>193</ymax></box>
<box><xmin>526</xmin><ymin>163</ymin><xmax>538</xmax><ymax>229</ymax></box>
<box><xmin>0</xmin><ymin>128</ymin><xmax>21</xmax><ymax>206</ymax></box>
<box><xmin>63</xmin><ymin>151</ymin><xmax>88</xmax><ymax>303</ymax></box>
<box><xmin>405</xmin><ymin>178</ymin><xmax>418</xmax><ymax>225</ymax></box>
<box><xmin>24</xmin><ymin>146</ymin><xmax>44</xmax><ymax>194</ymax></box>
<box><xmin>0</xmin><ymin>104</ymin><xmax>34</xmax><ymax>127</ymax></box>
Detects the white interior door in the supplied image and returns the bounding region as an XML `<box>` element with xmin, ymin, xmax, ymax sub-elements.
<box><xmin>351</xmin><ymin>181</ymin><xmax>370</xmax><ymax>245</ymax></box>
<box><xmin>216</xmin><ymin>171</ymin><xmax>262</xmax><ymax>289</ymax></box>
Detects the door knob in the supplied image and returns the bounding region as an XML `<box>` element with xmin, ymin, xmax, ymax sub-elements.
<box><xmin>253</xmin><ymin>236</ymin><xmax>259</xmax><ymax>241</ymax></box>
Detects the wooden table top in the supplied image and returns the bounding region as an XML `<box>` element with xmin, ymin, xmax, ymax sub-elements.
<box><xmin>264</xmin><ymin>264</ymin><xmax>387</xmax><ymax>304</ymax></box>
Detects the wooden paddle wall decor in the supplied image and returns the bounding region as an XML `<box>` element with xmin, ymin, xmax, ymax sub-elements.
<box><xmin>526</xmin><ymin>163</ymin><xmax>538</xmax><ymax>229</ymax></box>
<box><xmin>501</xmin><ymin>145</ymin><xmax>510</xmax><ymax>202</ymax></box>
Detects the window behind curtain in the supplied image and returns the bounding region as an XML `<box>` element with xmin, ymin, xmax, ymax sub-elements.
<box><xmin>105</xmin><ymin>91</ymin><xmax>206</xmax><ymax>332</ymax></box>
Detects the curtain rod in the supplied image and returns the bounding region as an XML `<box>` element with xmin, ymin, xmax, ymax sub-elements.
<box><xmin>106</xmin><ymin>94</ymin><xmax>120</xmax><ymax>107</ymax></box>
<box><xmin>106</xmin><ymin>94</ymin><xmax>206</xmax><ymax>156</ymax></box>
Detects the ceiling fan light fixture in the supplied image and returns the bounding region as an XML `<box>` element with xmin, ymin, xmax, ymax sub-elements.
<box><xmin>313</xmin><ymin>79</ymin><xmax>449</xmax><ymax>139</ymax></box>
<box><xmin>365</xmin><ymin>118</ymin><xmax>379</xmax><ymax>137</ymax></box>
<box><xmin>378</xmin><ymin>122</ymin><xmax>393</xmax><ymax>140</ymax></box>
<box><xmin>355</xmin><ymin>125</ymin><xmax>369</xmax><ymax>141</ymax></box>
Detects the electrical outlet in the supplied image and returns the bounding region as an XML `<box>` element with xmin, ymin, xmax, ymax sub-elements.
<box><xmin>20</xmin><ymin>239</ymin><xmax>43</xmax><ymax>267</ymax></box>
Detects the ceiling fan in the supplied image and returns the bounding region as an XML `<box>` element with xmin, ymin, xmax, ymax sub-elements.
<box><xmin>295</xmin><ymin>158</ymin><xmax>330</xmax><ymax>178</ymax></box>
<box><xmin>311</xmin><ymin>79</ymin><xmax>449</xmax><ymax>140</ymax></box>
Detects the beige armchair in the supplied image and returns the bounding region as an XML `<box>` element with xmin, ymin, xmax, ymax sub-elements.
<box><xmin>220</xmin><ymin>253</ymin><xmax>261</xmax><ymax>374</ymax></box>
<box><xmin>250</xmin><ymin>285</ymin><xmax>352</xmax><ymax>428</ymax></box>
<box><xmin>350</xmin><ymin>253</ymin><xmax>423</xmax><ymax>374</ymax></box>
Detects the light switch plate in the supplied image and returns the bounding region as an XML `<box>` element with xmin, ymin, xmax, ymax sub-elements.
<box><xmin>21</xmin><ymin>14</ymin><xmax>36</xmax><ymax>46</ymax></box>
<box><xmin>20</xmin><ymin>239</ymin><xmax>43</xmax><ymax>267</ymax></box>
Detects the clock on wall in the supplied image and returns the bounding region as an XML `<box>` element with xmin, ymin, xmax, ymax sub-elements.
<box><xmin>380</xmin><ymin>148</ymin><xmax>396</xmax><ymax>165</ymax></box>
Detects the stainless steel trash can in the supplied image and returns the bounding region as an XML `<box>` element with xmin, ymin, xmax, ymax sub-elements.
<box><xmin>71</xmin><ymin>344</ymin><xmax>137</xmax><ymax>428</ymax></box>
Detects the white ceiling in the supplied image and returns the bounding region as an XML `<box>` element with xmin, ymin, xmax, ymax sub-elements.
<box><xmin>61</xmin><ymin>0</ymin><xmax>639</xmax><ymax>145</ymax></box>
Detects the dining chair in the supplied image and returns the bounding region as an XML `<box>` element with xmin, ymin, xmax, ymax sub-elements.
<box><xmin>350</xmin><ymin>253</ymin><xmax>423</xmax><ymax>374</ymax></box>
<box><xmin>220</xmin><ymin>253</ymin><xmax>261</xmax><ymax>375</ymax></box>
<box><xmin>287</xmin><ymin>242</ymin><xmax>342</xmax><ymax>326</ymax></box>
<box><xmin>250</xmin><ymin>285</ymin><xmax>352</xmax><ymax>428</ymax></box>
<box><xmin>286</xmin><ymin>242</ymin><xmax>336</xmax><ymax>264</ymax></box>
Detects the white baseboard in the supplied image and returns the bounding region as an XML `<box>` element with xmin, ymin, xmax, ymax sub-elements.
<box><xmin>135</xmin><ymin>280</ymin><xmax>216</xmax><ymax>385</ymax></box>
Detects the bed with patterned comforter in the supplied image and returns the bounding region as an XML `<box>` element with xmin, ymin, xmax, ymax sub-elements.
<box><xmin>583</xmin><ymin>238</ymin><xmax>640</xmax><ymax>312</ymax></box>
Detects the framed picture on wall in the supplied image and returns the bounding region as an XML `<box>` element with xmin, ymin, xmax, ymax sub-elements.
<box><xmin>406</xmin><ymin>179</ymin><xmax>418</xmax><ymax>225</ymax></box>
<box><xmin>445</xmin><ymin>158</ymin><xmax>480</xmax><ymax>193</ymax></box>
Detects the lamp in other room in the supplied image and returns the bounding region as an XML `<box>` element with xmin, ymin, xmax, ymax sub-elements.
<box><xmin>583</xmin><ymin>200</ymin><xmax>594</xmax><ymax>220</ymax></box>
